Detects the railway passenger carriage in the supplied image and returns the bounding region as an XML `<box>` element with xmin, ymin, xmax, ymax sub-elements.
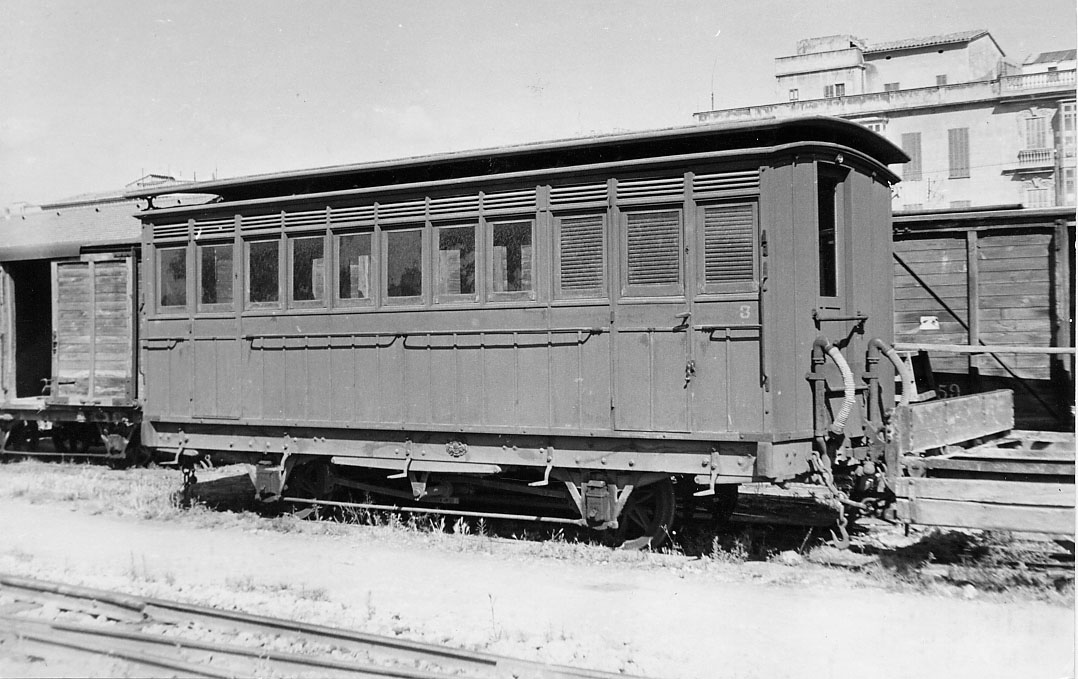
<box><xmin>131</xmin><ymin>118</ymin><xmax>907</xmax><ymax>544</ymax></box>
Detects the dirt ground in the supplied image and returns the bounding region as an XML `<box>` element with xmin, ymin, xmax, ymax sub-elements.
<box><xmin>0</xmin><ymin>466</ymin><xmax>1073</xmax><ymax>679</ymax></box>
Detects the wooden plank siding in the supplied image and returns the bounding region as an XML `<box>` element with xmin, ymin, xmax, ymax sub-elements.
<box><xmin>137</xmin><ymin>158</ymin><xmax>884</xmax><ymax>446</ymax></box>
<box><xmin>894</xmin><ymin>237</ymin><xmax>969</xmax><ymax>374</ymax></box>
<box><xmin>50</xmin><ymin>257</ymin><xmax>135</xmax><ymax>405</ymax></box>
<box><xmin>893</xmin><ymin>209</ymin><xmax>1075</xmax><ymax>430</ymax></box>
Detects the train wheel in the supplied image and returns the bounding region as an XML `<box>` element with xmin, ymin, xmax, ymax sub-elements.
<box><xmin>283</xmin><ymin>461</ymin><xmax>334</xmax><ymax>518</ymax></box>
<box><xmin>5</xmin><ymin>421</ymin><xmax>39</xmax><ymax>452</ymax></box>
<box><xmin>51</xmin><ymin>427</ymin><xmax>74</xmax><ymax>454</ymax></box>
<box><xmin>713</xmin><ymin>484</ymin><xmax>739</xmax><ymax>524</ymax></box>
<box><xmin>615</xmin><ymin>478</ymin><xmax>677</xmax><ymax>550</ymax></box>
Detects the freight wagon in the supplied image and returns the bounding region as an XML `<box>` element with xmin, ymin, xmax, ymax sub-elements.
<box><xmin>0</xmin><ymin>193</ymin><xmax>143</xmax><ymax>464</ymax></box>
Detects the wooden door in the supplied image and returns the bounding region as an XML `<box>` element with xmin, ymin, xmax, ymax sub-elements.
<box><xmin>50</xmin><ymin>257</ymin><xmax>135</xmax><ymax>405</ymax></box>
<box><xmin>613</xmin><ymin>208</ymin><xmax>692</xmax><ymax>433</ymax></box>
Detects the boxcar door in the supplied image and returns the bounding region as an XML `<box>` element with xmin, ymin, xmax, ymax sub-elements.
<box><xmin>49</xmin><ymin>256</ymin><xmax>135</xmax><ymax>406</ymax></box>
<box><xmin>613</xmin><ymin>206</ymin><xmax>692</xmax><ymax>433</ymax></box>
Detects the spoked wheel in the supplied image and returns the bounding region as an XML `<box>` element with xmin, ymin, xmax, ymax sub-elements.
<box><xmin>713</xmin><ymin>484</ymin><xmax>739</xmax><ymax>524</ymax></box>
<box><xmin>4</xmin><ymin>421</ymin><xmax>40</xmax><ymax>452</ymax></box>
<box><xmin>615</xmin><ymin>478</ymin><xmax>677</xmax><ymax>550</ymax></box>
<box><xmin>283</xmin><ymin>461</ymin><xmax>334</xmax><ymax>518</ymax></box>
<box><xmin>51</xmin><ymin>424</ymin><xmax>95</xmax><ymax>454</ymax></box>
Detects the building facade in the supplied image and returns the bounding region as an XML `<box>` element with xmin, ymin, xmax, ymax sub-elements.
<box><xmin>697</xmin><ymin>30</ymin><xmax>1076</xmax><ymax>212</ymax></box>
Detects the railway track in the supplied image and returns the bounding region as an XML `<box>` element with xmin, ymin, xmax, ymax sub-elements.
<box><xmin>0</xmin><ymin>574</ymin><xmax>638</xmax><ymax>679</ymax></box>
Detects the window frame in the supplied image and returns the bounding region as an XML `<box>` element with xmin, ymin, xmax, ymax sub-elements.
<box><xmin>1025</xmin><ymin>115</ymin><xmax>1049</xmax><ymax>150</ymax></box>
<box><xmin>288</xmin><ymin>233</ymin><xmax>328</xmax><ymax>309</ymax></box>
<box><xmin>244</xmin><ymin>237</ymin><xmax>283</xmax><ymax>310</ymax></box>
<box><xmin>620</xmin><ymin>207</ymin><xmax>684</xmax><ymax>298</ymax></box>
<box><xmin>196</xmin><ymin>240</ymin><xmax>235</xmax><ymax>312</ymax></box>
<box><xmin>816</xmin><ymin>166</ymin><xmax>849</xmax><ymax>305</ymax></box>
<box><xmin>334</xmin><ymin>229</ymin><xmax>376</xmax><ymax>308</ymax></box>
<box><xmin>381</xmin><ymin>225</ymin><xmax>426</xmax><ymax>306</ymax></box>
<box><xmin>156</xmin><ymin>245</ymin><xmax>189</xmax><ymax>314</ymax></box>
<box><xmin>487</xmin><ymin>217</ymin><xmax>537</xmax><ymax>303</ymax></box>
<box><xmin>554</xmin><ymin>211</ymin><xmax>608</xmax><ymax>301</ymax></box>
<box><xmin>696</xmin><ymin>200</ymin><xmax>759</xmax><ymax>297</ymax></box>
<box><xmin>433</xmin><ymin>221</ymin><xmax>479</xmax><ymax>305</ymax></box>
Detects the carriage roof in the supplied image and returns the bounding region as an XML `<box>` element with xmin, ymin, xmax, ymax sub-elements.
<box><xmin>127</xmin><ymin>116</ymin><xmax>907</xmax><ymax>214</ymax></box>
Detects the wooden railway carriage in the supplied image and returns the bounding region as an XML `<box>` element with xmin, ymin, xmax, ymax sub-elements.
<box><xmin>0</xmin><ymin>196</ymin><xmax>143</xmax><ymax>463</ymax></box>
<box><xmin>130</xmin><ymin>117</ymin><xmax>908</xmax><ymax>544</ymax></box>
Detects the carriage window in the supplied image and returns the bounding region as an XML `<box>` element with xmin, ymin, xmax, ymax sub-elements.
<box><xmin>247</xmin><ymin>239</ymin><xmax>280</xmax><ymax>305</ymax></box>
<box><xmin>817</xmin><ymin>174</ymin><xmax>840</xmax><ymax>298</ymax></box>
<box><xmin>702</xmin><ymin>203</ymin><xmax>755</xmax><ymax>292</ymax></box>
<box><xmin>158</xmin><ymin>247</ymin><xmax>187</xmax><ymax>309</ymax></box>
<box><xmin>198</xmin><ymin>243</ymin><xmax>233</xmax><ymax>308</ymax></box>
<box><xmin>385</xmin><ymin>229</ymin><xmax>423</xmax><ymax>301</ymax></box>
<box><xmin>291</xmin><ymin>236</ymin><xmax>325</xmax><ymax>303</ymax></box>
<box><xmin>435</xmin><ymin>224</ymin><xmax>476</xmax><ymax>300</ymax></box>
<box><xmin>624</xmin><ymin>209</ymin><xmax>681</xmax><ymax>296</ymax></box>
<box><xmin>556</xmin><ymin>214</ymin><xmax>605</xmax><ymax>299</ymax></box>
<box><xmin>337</xmin><ymin>232</ymin><xmax>372</xmax><ymax>302</ymax></box>
<box><xmin>491</xmin><ymin>221</ymin><xmax>533</xmax><ymax>299</ymax></box>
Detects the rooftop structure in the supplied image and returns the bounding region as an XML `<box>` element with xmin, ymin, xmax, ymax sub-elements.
<box><xmin>695</xmin><ymin>32</ymin><xmax>1076</xmax><ymax>211</ymax></box>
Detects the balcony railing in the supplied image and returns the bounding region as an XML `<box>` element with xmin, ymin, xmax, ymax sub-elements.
<box><xmin>1001</xmin><ymin>69</ymin><xmax>1076</xmax><ymax>92</ymax></box>
<box><xmin>1017</xmin><ymin>148</ymin><xmax>1057</xmax><ymax>168</ymax></box>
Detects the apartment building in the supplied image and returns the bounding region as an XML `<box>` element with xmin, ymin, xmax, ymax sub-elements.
<box><xmin>696</xmin><ymin>30</ymin><xmax>1075</xmax><ymax>211</ymax></box>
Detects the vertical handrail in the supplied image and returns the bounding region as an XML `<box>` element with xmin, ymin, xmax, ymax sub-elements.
<box><xmin>759</xmin><ymin>275</ymin><xmax>768</xmax><ymax>391</ymax></box>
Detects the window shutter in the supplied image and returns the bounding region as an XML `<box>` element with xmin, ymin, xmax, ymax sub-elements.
<box><xmin>703</xmin><ymin>204</ymin><xmax>755</xmax><ymax>284</ymax></box>
<box><xmin>1025</xmin><ymin>117</ymin><xmax>1048</xmax><ymax>149</ymax></box>
<box><xmin>901</xmin><ymin>132</ymin><xmax>922</xmax><ymax>181</ymax></box>
<box><xmin>625</xmin><ymin>210</ymin><xmax>680</xmax><ymax>288</ymax></box>
<box><xmin>948</xmin><ymin>128</ymin><xmax>970</xmax><ymax>178</ymax></box>
<box><xmin>558</xmin><ymin>215</ymin><xmax>605</xmax><ymax>295</ymax></box>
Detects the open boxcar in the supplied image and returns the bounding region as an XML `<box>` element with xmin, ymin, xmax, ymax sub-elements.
<box><xmin>0</xmin><ymin>195</ymin><xmax>142</xmax><ymax>464</ymax></box>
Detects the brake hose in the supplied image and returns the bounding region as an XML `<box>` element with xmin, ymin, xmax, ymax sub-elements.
<box><xmin>815</xmin><ymin>336</ymin><xmax>856</xmax><ymax>436</ymax></box>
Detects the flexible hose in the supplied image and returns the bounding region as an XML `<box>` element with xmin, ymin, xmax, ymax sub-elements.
<box><xmin>814</xmin><ymin>336</ymin><xmax>857</xmax><ymax>436</ymax></box>
<box><xmin>871</xmin><ymin>342</ymin><xmax>914</xmax><ymax>407</ymax></box>
<box><xmin>826</xmin><ymin>345</ymin><xmax>856</xmax><ymax>435</ymax></box>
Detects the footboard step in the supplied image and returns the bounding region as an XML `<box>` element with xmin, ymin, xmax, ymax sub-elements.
<box><xmin>940</xmin><ymin>447</ymin><xmax>1075</xmax><ymax>461</ymax></box>
<box><xmin>920</xmin><ymin>458</ymin><xmax>1075</xmax><ymax>476</ymax></box>
<box><xmin>895</xmin><ymin>478</ymin><xmax>1076</xmax><ymax>534</ymax></box>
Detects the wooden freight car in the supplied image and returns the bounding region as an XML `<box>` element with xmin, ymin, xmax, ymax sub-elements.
<box><xmin>0</xmin><ymin>193</ymin><xmax>142</xmax><ymax>463</ymax></box>
<box><xmin>128</xmin><ymin>117</ymin><xmax>913</xmax><ymax>545</ymax></box>
<box><xmin>892</xmin><ymin>205</ymin><xmax>1074</xmax><ymax>431</ymax></box>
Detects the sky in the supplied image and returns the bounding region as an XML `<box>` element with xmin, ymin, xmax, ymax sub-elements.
<box><xmin>1</xmin><ymin>0</ymin><xmax>1074</xmax><ymax>207</ymax></box>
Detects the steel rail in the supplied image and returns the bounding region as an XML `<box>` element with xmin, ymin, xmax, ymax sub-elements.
<box><xmin>0</xmin><ymin>617</ymin><xmax>236</xmax><ymax>679</ymax></box>
<box><xmin>0</xmin><ymin>615</ymin><xmax>452</xmax><ymax>679</ymax></box>
<box><xmin>0</xmin><ymin>574</ymin><xmax>634</xmax><ymax>679</ymax></box>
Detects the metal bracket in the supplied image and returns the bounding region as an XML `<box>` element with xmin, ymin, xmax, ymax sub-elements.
<box><xmin>387</xmin><ymin>456</ymin><xmax>412</xmax><ymax>480</ymax></box>
<box><xmin>694</xmin><ymin>469</ymin><xmax>718</xmax><ymax>497</ymax></box>
<box><xmin>409</xmin><ymin>471</ymin><xmax>430</xmax><ymax>499</ymax></box>
<box><xmin>529</xmin><ymin>450</ymin><xmax>555</xmax><ymax>487</ymax></box>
